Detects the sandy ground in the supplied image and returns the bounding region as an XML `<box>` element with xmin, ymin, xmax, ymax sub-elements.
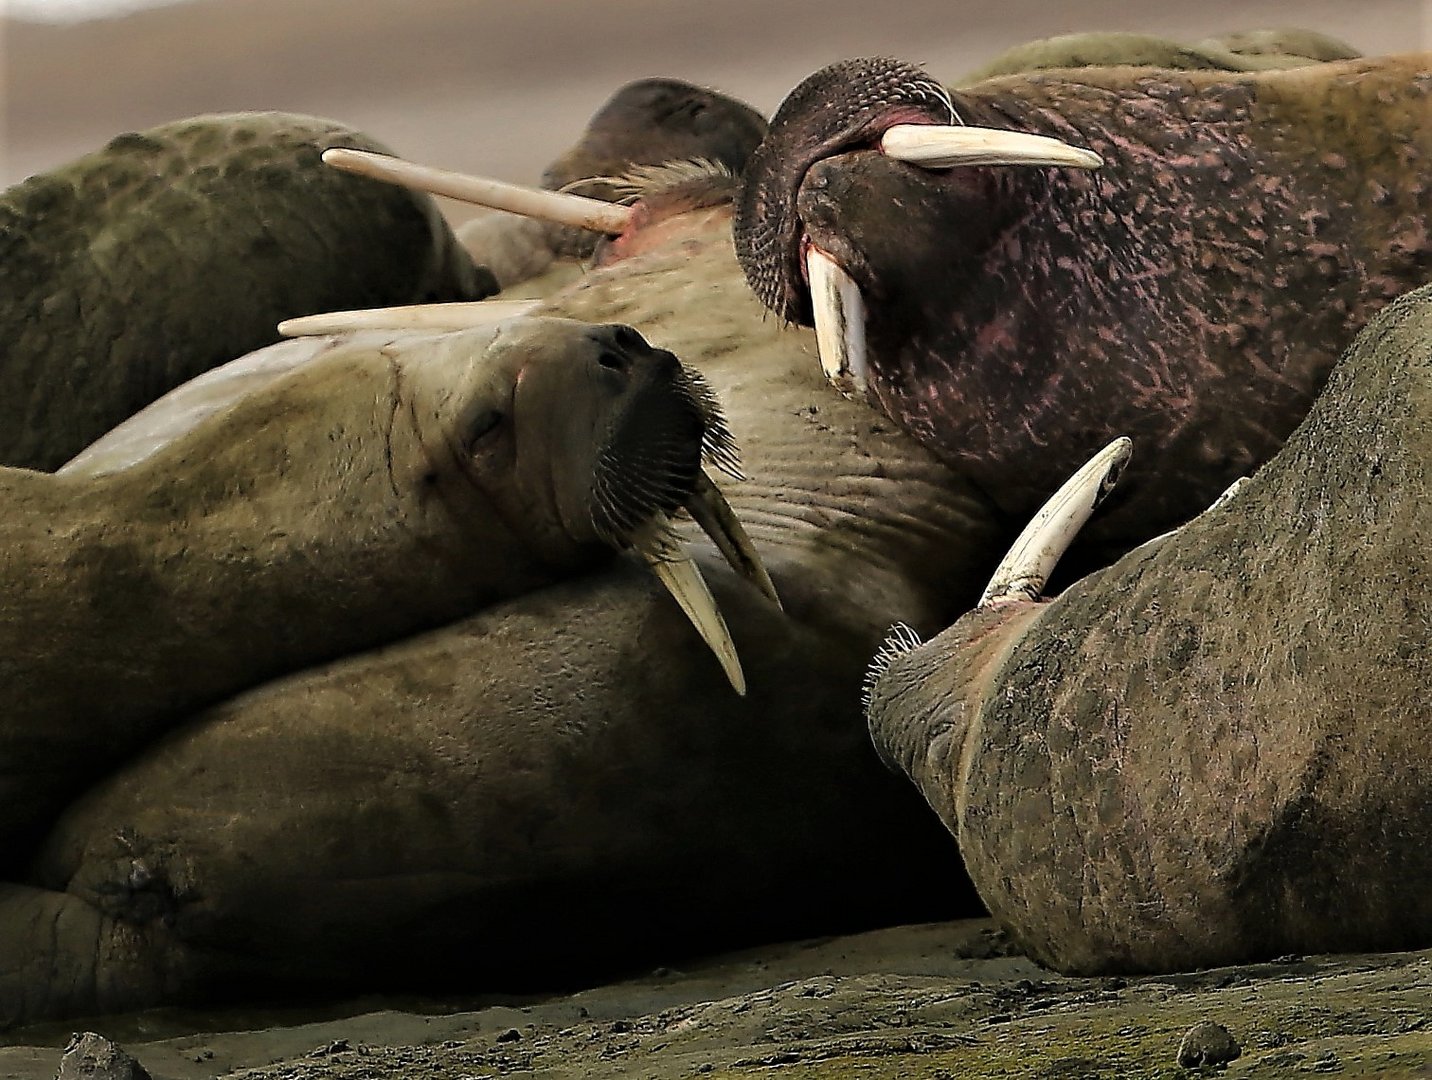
<box><xmin>3</xmin><ymin>3</ymin><xmax>1431</xmax><ymax>1076</ymax></box>
<box><xmin>2</xmin><ymin>920</ymin><xmax>1429</xmax><ymax>1078</ymax></box>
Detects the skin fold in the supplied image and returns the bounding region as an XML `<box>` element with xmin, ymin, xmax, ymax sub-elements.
<box><xmin>733</xmin><ymin>55</ymin><xmax>1430</xmax><ymax>553</ymax></box>
<box><xmin>868</xmin><ymin>284</ymin><xmax>1431</xmax><ymax>974</ymax></box>
<box><xmin>0</xmin><ymin>112</ymin><xmax>496</xmax><ymax>471</ymax></box>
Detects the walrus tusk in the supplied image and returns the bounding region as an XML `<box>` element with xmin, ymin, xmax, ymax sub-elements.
<box><xmin>278</xmin><ymin>300</ymin><xmax>541</xmax><ymax>337</ymax></box>
<box><xmin>684</xmin><ymin>470</ymin><xmax>782</xmax><ymax>610</ymax></box>
<box><xmin>639</xmin><ymin>514</ymin><xmax>748</xmax><ymax>695</ymax></box>
<box><xmin>980</xmin><ymin>436</ymin><xmax>1133</xmax><ymax>606</ymax></box>
<box><xmin>880</xmin><ymin>124</ymin><xmax>1104</xmax><ymax>171</ymax></box>
<box><xmin>806</xmin><ymin>247</ymin><xmax>869</xmax><ymax>399</ymax></box>
<box><xmin>322</xmin><ymin>148</ymin><xmax>634</xmax><ymax>234</ymax></box>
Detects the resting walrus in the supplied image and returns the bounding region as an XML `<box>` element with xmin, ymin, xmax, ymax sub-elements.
<box><xmin>0</xmin><ymin>112</ymin><xmax>495</xmax><ymax>471</ymax></box>
<box><xmin>732</xmin><ymin>54</ymin><xmax>1430</xmax><ymax>549</ymax></box>
<box><xmin>1</xmin><ymin>318</ymin><xmax>761</xmax><ymax>863</ymax></box>
<box><xmin>1</xmin><ymin>161</ymin><xmax>1001</xmax><ymax>1027</ymax></box>
<box><xmin>867</xmin><ymin>283</ymin><xmax>1431</xmax><ymax>973</ymax></box>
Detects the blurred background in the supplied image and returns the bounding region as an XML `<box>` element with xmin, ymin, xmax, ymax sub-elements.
<box><xmin>1</xmin><ymin>0</ymin><xmax>1428</xmax><ymax>206</ymax></box>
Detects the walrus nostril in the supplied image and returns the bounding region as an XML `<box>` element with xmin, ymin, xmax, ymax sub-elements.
<box><xmin>609</xmin><ymin>325</ymin><xmax>647</xmax><ymax>352</ymax></box>
<box><xmin>597</xmin><ymin>350</ymin><xmax>628</xmax><ymax>372</ymax></box>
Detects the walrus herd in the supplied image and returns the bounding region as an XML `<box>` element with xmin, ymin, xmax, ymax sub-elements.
<box><xmin>0</xmin><ymin>30</ymin><xmax>1427</xmax><ymax>1026</ymax></box>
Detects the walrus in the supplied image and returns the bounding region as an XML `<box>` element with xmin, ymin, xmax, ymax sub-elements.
<box><xmin>0</xmin><ymin>112</ymin><xmax>496</xmax><ymax>471</ymax></box>
<box><xmin>0</xmin><ymin>317</ymin><xmax>765</xmax><ymax>865</ymax></box>
<box><xmin>866</xmin><ymin>282</ymin><xmax>1432</xmax><ymax>974</ymax></box>
<box><xmin>0</xmin><ymin>161</ymin><xmax>1003</xmax><ymax>1026</ymax></box>
<box><xmin>732</xmin><ymin>54</ymin><xmax>1431</xmax><ymax>550</ymax></box>
<box><xmin>456</xmin><ymin>77</ymin><xmax>767</xmax><ymax>287</ymax></box>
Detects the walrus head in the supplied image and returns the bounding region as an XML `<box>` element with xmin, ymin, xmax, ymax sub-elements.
<box><xmin>731</xmin><ymin>57</ymin><xmax>1100</xmax><ymax>396</ymax></box>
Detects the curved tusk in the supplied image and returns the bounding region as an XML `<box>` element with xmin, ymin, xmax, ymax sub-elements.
<box><xmin>807</xmin><ymin>247</ymin><xmax>869</xmax><ymax>398</ymax></box>
<box><xmin>322</xmin><ymin>148</ymin><xmax>634</xmax><ymax>234</ymax></box>
<box><xmin>278</xmin><ymin>300</ymin><xmax>541</xmax><ymax>337</ymax></box>
<box><xmin>641</xmin><ymin>523</ymin><xmax>748</xmax><ymax>696</ymax></box>
<box><xmin>684</xmin><ymin>470</ymin><xmax>781</xmax><ymax>609</ymax></box>
<box><xmin>881</xmin><ymin>124</ymin><xmax>1103</xmax><ymax>171</ymax></box>
<box><xmin>980</xmin><ymin>436</ymin><xmax>1133</xmax><ymax>606</ymax></box>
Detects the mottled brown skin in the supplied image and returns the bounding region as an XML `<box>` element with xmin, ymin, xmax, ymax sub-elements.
<box><xmin>0</xmin><ymin>183</ymin><xmax>1001</xmax><ymax>1027</ymax></box>
<box><xmin>735</xmin><ymin>56</ymin><xmax>1431</xmax><ymax>550</ymax></box>
<box><xmin>0</xmin><ymin>112</ymin><xmax>497</xmax><ymax>471</ymax></box>
<box><xmin>0</xmin><ymin>319</ymin><xmax>716</xmax><ymax>868</ymax></box>
<box><xmin>868</xmin><ymin>284</ymin><xmax>1432</xmax><ymax>973</ymax></box>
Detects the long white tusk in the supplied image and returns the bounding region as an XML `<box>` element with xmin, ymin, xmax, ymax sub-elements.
<box><xmin>684</xmin><ymin>470</ymin><xmax>781</xmax><ymax>609</ymax></box>
<box><xmin>806</xmin><ymin>247</ymin><xmax>869</xmax><ymax>399</ymax></box>
<box><xmin>642</xmin><ymin>528</ymin><xmax>748</xmax><ymax>696</ymax></box>
<box><xmin>980</xmin><ymin>436</ymin><xmax>1133</xmax><ymax>606</ymax></box>
<box><xmin>322</xmin><ymin>147</ymin><xmax>634</xmax><ymax>234</ymax></box>
<box><xmin>881</xmin><ymin>124</ymin><xmax>1103</xmax><ymax>171</ymax></box>
<box><xmin>278</xmin><ymin>300</ymin><xmax>541</xmax><ymax>337</ymax></box>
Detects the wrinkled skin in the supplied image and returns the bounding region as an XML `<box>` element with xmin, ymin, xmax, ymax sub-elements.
<box><xmin>0</xmin><ymin>187</ymin><xmax>1001</xmax><ymax>1026</ymax></box>
<box><xmin>0</xmin><ymin>112</ymin><xmax>496</xmax><ymax>471</ymax></box>
<box><xmin>0</xmin><ymin>318</ymin><xmax>717</xmax><ymax>869</ymax></box>
<box><xmin>734</xmin><ymin>56</ymin><xmax>1431</xmax><ymax>552</ymax></box>
<box><xmin>458</xmin><ymin>78</ymin><xmax>767</xmax><ymax>286</ymax></box>
<box><xmin>868</xmin><ymin>284</ymin><xmax>1432</xmax><ymax>974</ymax></box>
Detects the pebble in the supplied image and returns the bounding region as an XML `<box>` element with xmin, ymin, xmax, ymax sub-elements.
<box><xmin>1177</xmin><ymin>1021</ymin><xmax>1242</xmax><ymax>1068</ymax></box>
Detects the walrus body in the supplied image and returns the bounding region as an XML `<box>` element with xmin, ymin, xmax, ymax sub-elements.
<box><xmin>0</xmin><ymin>319</ymin><xmax>722</xmax><ymax>865</ymax></box>
<box><xmin>867</xmin><ymin>284</ymin><xmax>1432</xmax><ymax>974</ymax></box>
<box><xmin>735</xmin><ymin>56</ymin><xmax>1431</xmax><ymax>549</ymax></box>
<box><xmin>0</xmin><ymin>112</ymin><xmax>496</xmax><ymax>470</ymax></box>
<box><xmin>0</xmin><ymin>188</ymin><xmax>1002</xmax><ymax>1026</ymax></box>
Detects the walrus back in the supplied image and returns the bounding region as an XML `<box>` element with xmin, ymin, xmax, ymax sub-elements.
<box><xmin>0</xmin><ymin>112</ymin><xmax>497</xmax><ymax>471</ymax></box>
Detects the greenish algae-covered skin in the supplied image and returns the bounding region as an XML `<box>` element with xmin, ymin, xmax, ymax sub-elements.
<box><xmin>0</xmin><ymin>187</ymin><xmax>1004</xmax><ymax>1027</ymax></box>
<box><xmin>868</xmin><ymin>284</ymin><xmax>1432</xmax><ymax>975</ymax></box>
<box><xmin>0</xmin><ymin>112</ymin><xmax>497</xmax><ymax>470</ymax></box>
<box><xmin>735</xmin><ymin>55</ymin><xmax>1431</xmax><ymax>552</ymax></box>
<box><xmin>0</xmin><ymin>318</ymin><xmax>721</xmax><ymax>870</ymax></box>
<box><xmin>961</xmin><ymin>28</ymin><xmax>1362</xmax><ymax>82</ymax></box>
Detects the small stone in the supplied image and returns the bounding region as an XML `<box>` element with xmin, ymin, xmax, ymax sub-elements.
<box><xmin>1177</xmin><ymin>1021</ymin><xmax>1242</xmax><ymax>1068</ymax></box>
<box><xmin>55</xmin><ymin>1033</ymin><xmax>153</xmax><ymax>1080</ymax></box>
<box><xmin>496</xmin><ymin>1028</ymin><xmax>522</xmax><ymax>1043</ymax></box>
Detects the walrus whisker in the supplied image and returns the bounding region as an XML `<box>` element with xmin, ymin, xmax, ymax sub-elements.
<box><xmin>980</xmin><ymin>436</ymin><xmax>1133</xmax><ymax>606</ymax></box>
<box><xmin>861</xmin><ymin>621</ymin><xmax>925</xmax><ymax>714</ymax></box>
<box><xmin>277</xmin><ymin>300</ymin><xmax>541</xmax><ymax>337</ymax></box>
<box><xmin>807</xmin><ymin>248</ymin><xmax>869</xmax><ymax>398</ymax></box>
<box><xmin>683</xmin><ymin>470</ymin><xmax>782</xmax><ymax>609</ymax></box>
<box><xmin>321</xmin><ymin>148</ymin><xmax>634</xmax><ymax>235</ymax></box>
<box><xmin>634</xmin><ymin>512</ymin><xmax>748</xmax><ymax>695</ymax></box>
<box><xmin>879</xmin><ymin>124</ymin><xmax>1103</xmax><ymax>171</ymax></box>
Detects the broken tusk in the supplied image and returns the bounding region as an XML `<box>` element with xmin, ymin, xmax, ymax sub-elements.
<box><xmin>806</xmin><ymin>247</ymin><xmax>869</xmax><ymax>399</ymax></box>
<box><xmin>322</xmin><ymin>147</ymin><xmax>634</xmax><ymax>234</ymax></box>
<box><xmin>684</xmin><ymin>470</ymin><xmax>781</xmax><ymax>609</ymax></box>
<box><xmin>641</xmin><ymin>516</ymin><xmax>748</xmax><ymax>695</ymax></box>
<box><xmin>980</xmin><ymin>436</ymin><xmax>1133</xmax><ymax>606</ymax></box>
<box><xmin>881</xmin><ymin>124</ymin><xmax>1103</xmax><ymax>171</ymax></box>
<box><xmin>278</xmin><ymin>300</ymin><xmax>541</xmax><ymax>337</ymax></box>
